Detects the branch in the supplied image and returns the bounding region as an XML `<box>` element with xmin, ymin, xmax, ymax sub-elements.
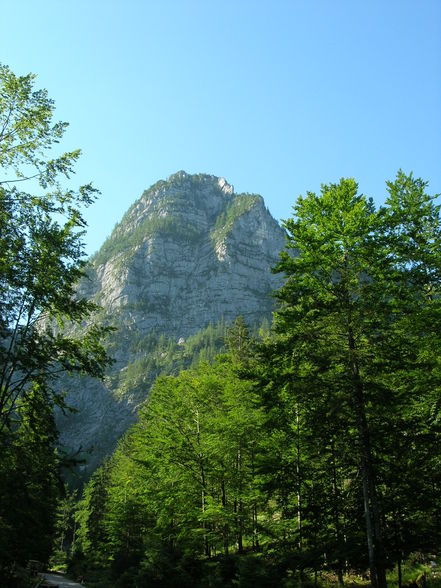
<box><xmin>0</xmin><ymin>172</ymin><xmax>42</xmax><ymax>186</ymax></box>
<box><xmin>0</xmin><ymin>98</ymin><xmax>16</xmax><ymax>143</ymax></box>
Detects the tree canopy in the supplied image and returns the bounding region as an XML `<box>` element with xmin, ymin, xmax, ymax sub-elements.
<box><xmin>0</xmin><ymin>63</ymin><xmax>111</xmax><ymax>435</ymax></box>
<box><xmin>0</xmin><ymin>63</ymin><xmax>111</xmax><ymax>584</ymax></box>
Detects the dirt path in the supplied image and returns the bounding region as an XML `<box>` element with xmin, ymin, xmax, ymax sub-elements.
<box><xmin>39</xmin><ymin>572</ymin><xmax>85</xmax><ymax>587</ymax></box>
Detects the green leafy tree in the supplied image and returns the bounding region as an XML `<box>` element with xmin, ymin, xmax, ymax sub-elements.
<box><xmin>50</xmin><ymin>484</ymin><xmax>78</xmax><ymax>569</ymax></box>
<box><xmin>74</xmin><ymin>459</ymin><xmax>113</xmax><ymax>563</ymax></box>
<box><xmin>0</xmin><ymin>63</ymin><xmax>111</xmax><ymax>578</ymax></box>
<box><xmin>75</xmin><ymin>340</ymin><xmax>268</xmax><ymax>586</ymax></box>
<box><xmin>0</xmin><ymin>383</ymin><xmax>59</xmax><ymax>582</ymax></box>
<box><xmin>0</xmin><ymin>63</ymin><xmax>111</xmax><ymax>434</ymax></box>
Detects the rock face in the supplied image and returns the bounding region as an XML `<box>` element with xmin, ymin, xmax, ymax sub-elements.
<box><xmin>58</xmin><ymin>171</ymin><xmax>286</xmax><ymax>477</ymax></box>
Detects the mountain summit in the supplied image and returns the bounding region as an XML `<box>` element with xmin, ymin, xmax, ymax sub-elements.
<box><xmin>80</xmin><ymin>170</ymin><xmax>285</xmax><ymax>334</ymax></box>
<box><xmin>58</xmin><ymin>171</ymin><xmax>286</xmax><ymax>475</ymax></box>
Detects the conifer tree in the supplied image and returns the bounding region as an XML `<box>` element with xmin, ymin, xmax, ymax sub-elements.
<box><xmin>273</xmin><ymin>178</ymin><xmax>391</xmax><ymax>586</ymax></box>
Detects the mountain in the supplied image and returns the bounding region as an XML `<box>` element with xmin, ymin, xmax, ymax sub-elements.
<box><xmin>57</xmin><ymin>171</ymin><xmax>286</xmax><ymax>478</ymax></box>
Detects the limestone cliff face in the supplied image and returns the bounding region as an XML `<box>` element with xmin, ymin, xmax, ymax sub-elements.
<box><xmin>58</xmin><ymin>171</ymin><xmax>286</xmax><ymax>476</ymax></box>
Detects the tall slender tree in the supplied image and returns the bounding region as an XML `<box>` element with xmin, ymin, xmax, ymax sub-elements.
<box><xmin>273</xmin><ymin>178</ymin><xmax>392</xmax><ymax>587</ymax></box>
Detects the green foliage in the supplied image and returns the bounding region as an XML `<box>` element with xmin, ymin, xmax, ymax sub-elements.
<box><xmin>91</xmin><ymin>214</ymin><xmax>201</xmax><ymax>268</ymax></box>
<box><xmin>105</xmin><ymin>317</ymin><xmax>271</xmax><ymax>409</ymax></box>
<box><xmin>0</xmin><ymin>63</ymin><xmax>112</xmax><ymax>433</ymax></box>
<box><xmin>74</xmin><ymin>459</ymin><xmax>113</xmax><ymax>565</ymax></box>
<box><xmin>267</xmin><ymin>173</ymin><xmax>441</xmax><ymax>586</ymax></box>
<box><xmin>0</xmin><ymin>384</ymin><xmax>60</xmax><ymax>582</ymax></box>
<box><xmin>0</xmin><ymin>64</ymin><xmax>78</xmax><ymax>185</ymax></box>
<box><xmin>72</xmin><ymin>328</ymin><xmax>273</xmax><ymax>585</ymax></box>
<box><xmin>111</xmin><ymin>320</ymin><xmax>232</xmax><ymax>400</ymax></box>
<box><xmin>210</xmin><ymin>194</ymin><xmax>261</xmax><ymax>246</ymax></box>
<box><xmin>0</xmin><ymin>63</ymin><xmax>111</xmax><ymax>575</ymax></box>
<box><xmin>62</xmin><ymin>172</ymin><xmax>441</xmax><ymax>588</ymax></box>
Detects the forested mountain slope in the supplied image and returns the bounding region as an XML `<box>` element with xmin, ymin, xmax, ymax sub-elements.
<box><xmin>57</xmin><ymin>171</ymin><xmax>286</xmax><ymax>476</ymax></box>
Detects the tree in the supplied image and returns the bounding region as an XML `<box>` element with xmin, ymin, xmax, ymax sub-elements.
<box><xmin>50</xmin><ymin>484</ymin><xmax>78</xmax><ymax>569</ymax></box>
<box><xmin>0</xmin><ymin>63</ymin><xmax>111</xmax><ymax>578</ymax></box>
<box><xmin>270</xmin><ymin>173</ymin><xmax>441</xmax><ymax>586</ymax></box>
<box><xmin>272</xmin><ymin>178</ymin><xmax>394</xmax><ymax>586</ymax></box>
<box><xmin>74</xmin><ymin>343</ymin><xmax>269</xmax><ymax>586</ymax></box>
<box><xmin>378</xmin><ymin>172</ymin><xmax>441</xmax><ymax>585</ymax></box>
<box><xmin>0</xmin><ymin>62</ymin><xmax>111</xmax><ymax>435</ymax></box>
<box><xmin>0</xmin><ymin>383</ymin><xmax>60</xmax><ymax>579</ymax></box>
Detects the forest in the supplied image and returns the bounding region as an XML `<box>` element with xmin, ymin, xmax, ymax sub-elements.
<box><xmin>1</xmin><ymin>65</ymin><xmax>441</xmax><ymax>588</ymax></box>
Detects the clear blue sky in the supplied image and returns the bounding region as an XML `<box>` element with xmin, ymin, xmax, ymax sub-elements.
<box><xmin>2</xmin><ymin>0</ymin><xmax>440</xmax><ymax>255</ymax></box>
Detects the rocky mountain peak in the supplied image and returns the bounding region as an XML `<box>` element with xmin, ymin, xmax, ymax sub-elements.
<box><xmin>82</xmin><ymin>172</ymin><xmax>282</xmax><ymax>329</ymax></box>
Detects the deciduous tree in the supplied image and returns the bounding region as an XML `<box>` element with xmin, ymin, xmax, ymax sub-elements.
<box><xmin>0</xmin><ymin>63</ymin><xmax>111</xmax><ymax>435</ymax></box>
<box><xmin>0</xmin><ymin>63</ymin><xmax>111</xmax><ymax>579</ymax></box>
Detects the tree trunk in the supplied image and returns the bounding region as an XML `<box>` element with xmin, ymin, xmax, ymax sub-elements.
<box><xmin>237</xmin><ymin>441</ymin><xmax>243</xmax><ymax>553</ymax></box>
<box><xmin>296</xmin><ymin>403</ymin><xmax>303</xmax><ymax>587</ymax></box>
<box><xmin>391</xmin><ymin>495</ymin><xmax>402</xmax><ymax>588</ymax></box>
<box><xmin>348</xmin><ymin>326</ymin><xmax>386</xmax><ymax>588</ymax></box>
<box><xmin>251</xmin><ymin>450</ymin><xmax>259</xmax><ymax>551</ymax></box>
<box><xmin>331</xmin><ymin>438</ymin><xmax>344</xmax><ymax>587</ymax></box>
<box><xmin>369</xmin><ymin>477</ymin><xmax>387</xmax><ymax>588</ymax></box>
<box><xmin>195</xmin><ymin>406</ymin><xmax>209</xmax><ymax>557</ymax></box>
<box><xmin>221</xmin><ymin>478</ymin><xmax>229</xmax><ymax>556</ymax></box>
